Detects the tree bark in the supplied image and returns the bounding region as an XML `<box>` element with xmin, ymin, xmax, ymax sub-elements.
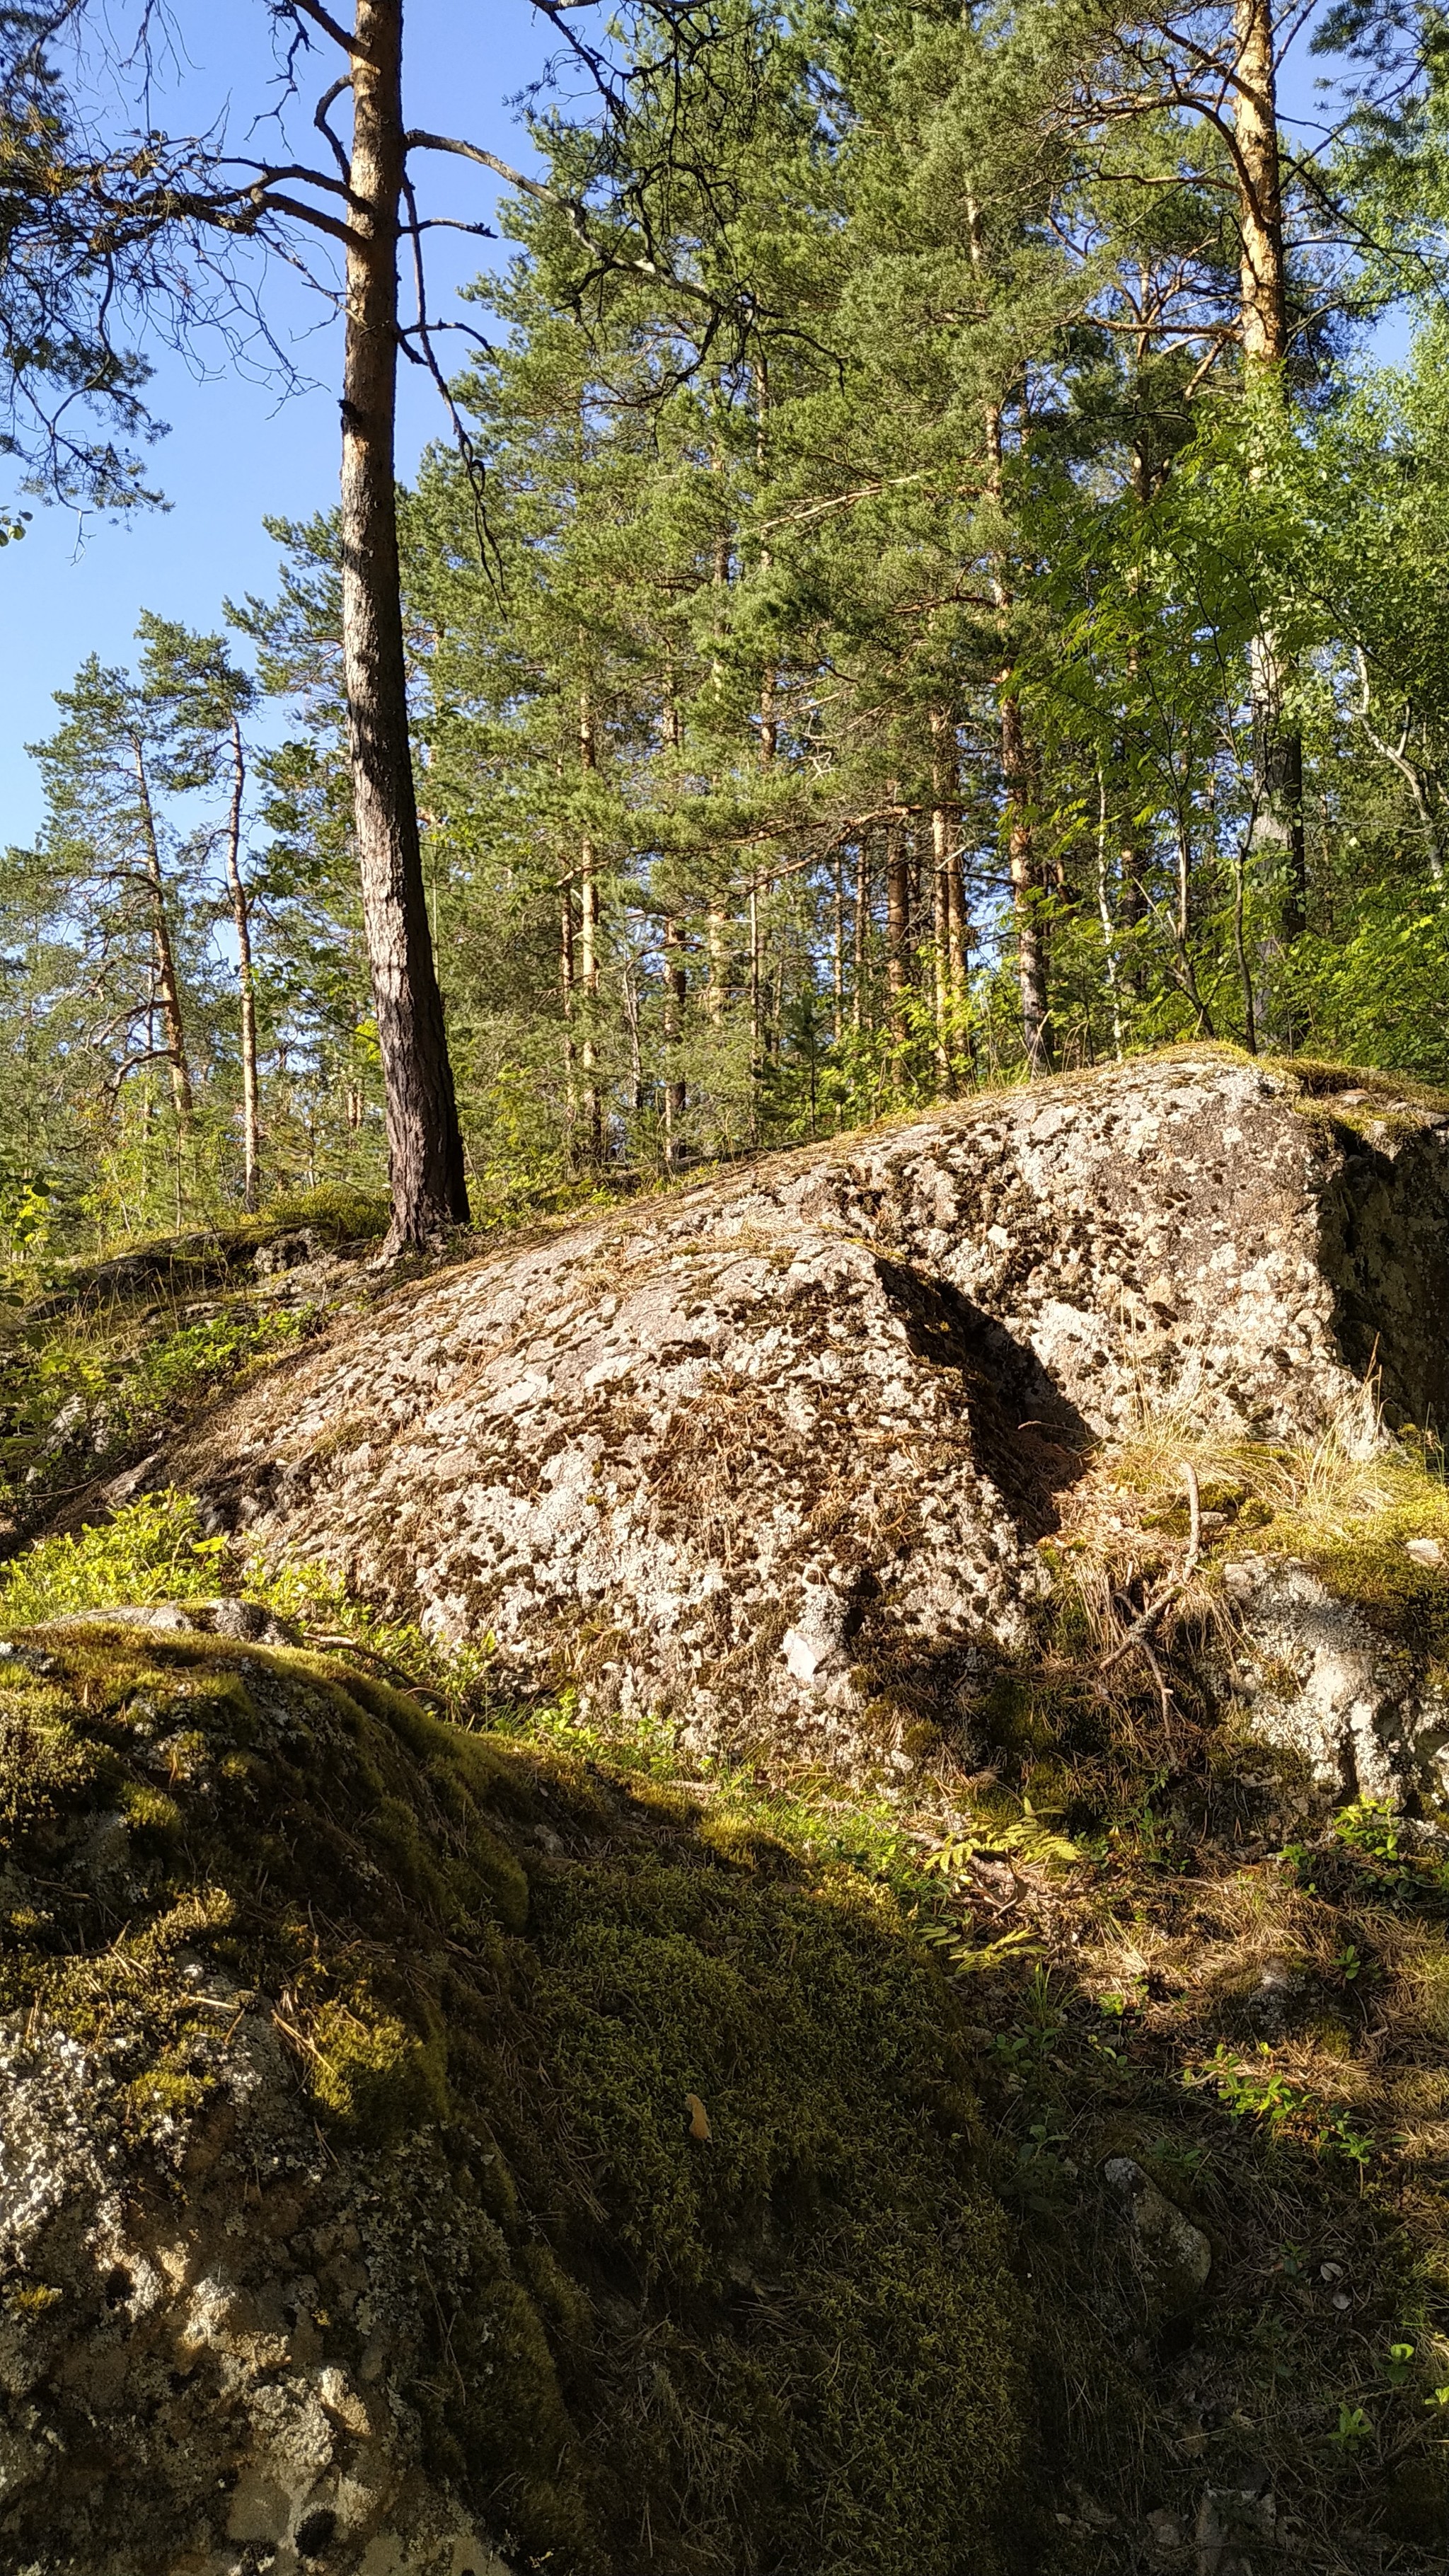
<box><xmin>1095</xmin><ymin>765</ymin><xmax>1124</xmax><ymax>1060</ymax></box>
<box><xmin>968</xmin><ymin>188</ymin><xmax>1053</xmax><ymax>1076</ymax></box>
<box><xmin>343</xmin><ymin>0</ymin><xmax>468</xmax><ymax>1250</ymax></box>
<box><xmin>132</xmin><ymin>735</ymin><xmax>193</xmax><ymax>1132</ymax></box>
<box><xmin>1233</xmin><ymin>0</ymin><xmax>1307</xmax><ymax>947</ymax></box>
<box><xmin>853</xmin><ymin>838</ymin><xmax>870</xmax><ymax>1032</ymax></box>
<box><xmin>1001</xmin><ymin>690</ymin><xmax>1052</xmax><ymax>1073</ymax></box>
<box><xmin>831</xmin><ymin>851</ymin><xmax>845</xmax><ymax>1046</ymax></box>
<box><xmin>560</xmin><ymin>877</ymin><xmax>577</xmax><ymax>1131</ymax></box>
<box><xmin>886</xmin><ymin>818</ymin><xmax>910</xmax><ymax>1062</ymax></box>
<box><xmin>931</xmin><ymin>708</ymin><xmax>969</xmax><ymax>1084</ymax></box>
<box><xmin>577</xmin><ymin>686</ymin><xmax>602</xmax><ymax>1162</ymax></box>
<box><xmin>705</xmin><ymin>905</ymin><xmax>727</xmax><ymax>1019</ymax></box>
<box><xmin>982</xmin><ymin>398</ymin><xmax>1053</xmax><ymax>1074</ymax></box>
<box><xmin>930</xmin><ymin>793</ymin><xmax>952</xmax><ymax>1095</ymax></box>
<box><xmin>224</xmin><ymin>714</ymin><xmax>261</xmax><ymax>1210</ymax></box>
<box><xmin>662</xmin><ymin>913</ymin><xmax>686</xmax><ymax>1166</ymax></box>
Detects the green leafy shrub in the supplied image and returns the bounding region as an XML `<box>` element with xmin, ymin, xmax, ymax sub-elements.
<box><xmin>255</xmin><ymin>1183</ymin><xmax>387</xmax><ymax>1244</ymax></box>
<box><xmin>0</xmin><ymin>1301</ymin><xmax>313</xmax><ymax>1520</ymax></box>
<box><xmin>130</xmin><ymin>1304</ymin><xmax>311</xmax><ymax>1413</ymax></box>
<box><xmin>0</xmin><ymin>1490</ymin><xmax>224</xmax><ymax>1623</ymax></box>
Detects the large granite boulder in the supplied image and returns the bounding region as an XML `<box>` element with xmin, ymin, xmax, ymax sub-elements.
<box><xmin>158</xmin><ymin>1052</ymin><xmax>1449</xmax><ymax>1769</ymax></box>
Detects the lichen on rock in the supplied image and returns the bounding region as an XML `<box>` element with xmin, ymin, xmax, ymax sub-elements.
<box><xmin>1226</xmin><ymin>1552</ymin><xmax>1449</xmax><ymax>1807</ymax></box>
<box><xmin>154</xmin><ymin>1052</ymin><xmax>1449</xmax><ymax>1776</ymax></box>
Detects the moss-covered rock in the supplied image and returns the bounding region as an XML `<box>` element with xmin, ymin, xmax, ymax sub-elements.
<box><xmin>0</xmin><ymin>1621</ymin><xmax>1034</xmax><ymax>2576</ymax></box>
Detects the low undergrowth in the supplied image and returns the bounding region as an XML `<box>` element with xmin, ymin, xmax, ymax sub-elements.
<box><xmin>0</xmin><ymin>1619</ymin><xmax>1032</xmax><ymax>2576</ymax></box>
<box><xmin>0</xmin><ymin>1185</ymin><xmax>394</xmax><ymax>1534</ymax></box>
<box><xmin>4</xmin><ymin>1491</ymin><xmax>1449</xmax><ymax>2569</ymax></box>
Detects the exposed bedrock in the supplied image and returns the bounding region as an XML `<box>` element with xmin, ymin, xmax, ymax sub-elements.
<box><xmin>159</xmin><ymin>1053</ymin><xmax>1449</xmax><ymax>1768</ymax></box>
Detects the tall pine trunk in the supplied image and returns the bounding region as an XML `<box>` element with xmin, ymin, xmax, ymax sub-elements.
<box><xmin>969</xmin><ymin>184</ymin><xmax>1053</xmax><ymax>1076</ymax></box>
<box><xmin>853</xmin><ymin>839</ymin><xmax>870</xmax><ymax>1033</ymax></box>
<box><xmin>983</xmin><ymin>398</ymin><xmax>1052</xmax><ymax>1075</ymax></box>
<box><xmin>560</xmin><ymin>878</ymin><xmax>577</xmax><ymax>1132</ymax></box>
<box><xmin>662</xmin><ymin>914</ymin><xmax>686</xmax><ymax>1166</ymax></box>
<box><xmin>224</xmin><ymin>715</ymin><xmax>261</xmax><ymax>1211</ymax></box>
<box><xmin>1000</xmin><ymin>689</ymin><xmax>1051</xmax><ymax>1072</ymax></box>
<box><xmin>132</xmin><ymin>736</ymin><xmax>192</xmax><ymax>1132</ymax></box>
<box><xmin>1233</xmin><ymin>0</ymin><xmax>1306</xmax><ymax>947</ymax></box>
<box><xmin>886</xmin><ymin>818</ymin><xmax>910</xmax><ymax>1066</ymax></box>
<box><xmin>577</xmin><ymin>686</ymin><xmax>602</xmax><ymax>1163</ymax></box>
<box><xmin>343</xmin><ymin>0</ymin><xmax>468</xmax><ymax>1250</ymax></box>
<box><xmin>930</xmin><ymin>708</ymin><xmax>969</xmax><ymax>1087</ymax></box>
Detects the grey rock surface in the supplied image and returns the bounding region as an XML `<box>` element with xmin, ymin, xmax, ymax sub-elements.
<box><xmin>1225</xmin><ymin>1554</ymin><xmax>1449</xmax><ymax>1805</ymax></box>
<box><xmin>0</xmin><ymin>2011</ymin><xmax>507</xmax><ymax>2576</ymax></box>
<box><xmin>156</xmin><ymin>1054</ymin><xmax>1449</xmax><ymax>1769</ymax></box>
<box><xmin>45</xmin><ymin>1598</ymin><xmax>298</xmax><ymax>1647</ymax></box>
<box><xmin>1103</xmin><ymin>2156</ymin><xmax>1213</xmax><ymax>2310</ymax></box>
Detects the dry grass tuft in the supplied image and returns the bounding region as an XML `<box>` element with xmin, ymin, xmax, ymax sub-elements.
<box><xmin>1056</xmin><ymin>1382</ymin><xmax>1449</xmax><ymax>1650</ymax></box>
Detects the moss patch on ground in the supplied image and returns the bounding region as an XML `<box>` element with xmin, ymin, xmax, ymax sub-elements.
<box><xmin>0</xmin><ymin>1618</ymin><xmax>1034</xmax><ymax>2576</ymax></box>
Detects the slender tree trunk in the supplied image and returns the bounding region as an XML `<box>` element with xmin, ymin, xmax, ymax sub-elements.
<box><xmin>945</xmin><ymin>831</ymin><xmax>967</xmax><ymax>998</ymax></box>
<box><xmin>577</xmin><ymin>686</ymin><xmax>602</xmax><ymax>1163</ymax></box>
<box><xmin>1119</xmin><ymin>822</ymin><xmax>1147</xmax><ymax>1001</ymax></box>
<box><xmin>342</xmin><ymin>0</ymin><xmax>467</xmax><ymax>1249</ymax></box>
<box><xmin>1001</xmin><ymin>691</ymin><xmax>1052</xmax><ymax>1072</ymax></box>
<box><xmin>930</xmin><ymin>796</ymin><xmax>952</xmax><ymax>1095</ymax></box>
<box><xmin>141</xmin><ymin>1002</ymin><xmax>155</xmax><ymax>1209</ymax></box>
<box><xmin>1234</xmin><ymin>0</ymin><xmax>1289</xmax><ymax>377</ymax></box>
<box><xmin>853</xmin><ymin>838</ymin><xmax>869</xmax><ymax>1031</ymax></box>
<box><xmin>1095</xmin><ymin>766</ymin><xmax>1124</xmax><ymax>1060</ymax></box>
<box><xmin>832</xmin><ymin>853</ymin><xmax>845</xmax><ymax>1046</ymax></box>
<box><xmin>749</xmin><ymin>884</ymin><xmax>761</xmax><ymax>1066</ymax></box>
<box><xmin>1232</xmin><ymin>840</ymin><xmax>1258</xmax><ymax>1054</ymax></box>
<box><xmin>621</xmin><ymin>952</ymin><xmax>644</xmax><ymax>1117</ymax></box>
<box><xmin>663</xmin><ymin>914</ymin><xmax>686</xmax><ymax>1166</ymax></box>
<box><xmin>705</xmin><ymin>906</ymin><xmax>727</xmax><ymax>1019</ymax></box>
<box><xmin>223</xmin><ymin>715</ymin><xmax>261</xmax><ymax>1210</ymax></box>
<box><xmin>969</xmin><ymin>186</ymin><xmax>1053</xmax><ymax>1076</ymax></box>
<box><xmin>756</xmin><ymin>654</ymin><xmax>775</xmax><ymax>1115</ymax></box>
<box><xmin>886</xmin><ymin>819</ymin><xmax>910</xmax><ymax>1064</ymax></box>
<box><xmin>132</xmin><ymin>737</ymin><xmax>193</xmax><ymax>1132</ymax></box>
<box><xmin>560</xmin><ymin>878</ymin><xmax>577</xmax><ymax>1134</ymax></box>
<box><xmin>1233</xmin><ymin>0</ymin><xmax>1306</xmax><ymax>948</ymax></box>
<box><xmin>931</xmin><ymin>708</ymin><xmax>968</xmax><ymax>1085</ymax></box>
<box><xmin>577</xmin><ymin>844</ymin><xmax>601</xmax><ymax>1161</ymax></box>
<box><xmin>982</xmin><ymin>401</ymin><xmax>1053</xmax><ymax>1074</ymax></box>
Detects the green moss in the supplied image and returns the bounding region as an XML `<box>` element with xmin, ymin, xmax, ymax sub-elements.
<box><xmin>126</xmin><ymin>2066</ymin><xmax>212</xmax><ymax>2124</ymax></box>
<box><xmin>120</xmin><ymin>1778</ymin><xmax>183</xmax><ymax>1847</ymax></box>
<box><xmin>1312</xmin><ymin>1534</ymin><xmax>1449</xmax><ymax>1657</ymax></box>
<box><xmin>1275</xmin><ymin>1055</ymin><xmax>1449</xmax><ymax>1115</ymax></box>
<box><xmin>0</xmin><ymin>1619</ymin><xmax>1037</xmax><ymax>2576</ymax></box>
<box><xmin>5</xmin><ymin>2283</ymin><xmax>63</xmax><ymax>2316</ymax></box>
<box><xmin>307</xmin><ymin>1989</ymin><xmax>449</xmax><ymax>2142</ymax></box>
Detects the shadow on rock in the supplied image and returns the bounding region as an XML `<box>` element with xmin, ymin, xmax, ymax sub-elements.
<box><xmin>875</xmin><ymin>1255</ymin><xmax>1095</xmax><ymax>1538</ymax></box>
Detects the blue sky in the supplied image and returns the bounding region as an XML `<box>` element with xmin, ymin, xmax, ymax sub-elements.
<box><xmin>0</xmin><ymin>0</ymin><xmax>555</xmax><ymax>839</ymax></box>
<box><xmin>0</xmin><ymin>2</ymin><xmax>1412</xmax><ymax>842</ymax></box>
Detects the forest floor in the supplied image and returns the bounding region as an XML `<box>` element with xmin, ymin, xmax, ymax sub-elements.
<box><xmin>4</xmin><ymin>1119</ymin><xmax>1449</xmax><ymax>2570</ymax></box>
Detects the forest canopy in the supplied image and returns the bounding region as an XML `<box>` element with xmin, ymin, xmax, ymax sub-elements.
<box><xmin>4</xmin><ymin>0</ymin><xmax>1449</xmax><ymax>1259</ymax></box>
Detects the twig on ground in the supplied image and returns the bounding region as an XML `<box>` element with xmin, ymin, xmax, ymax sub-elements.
<box><xmin>1184</xmin><ymin>1458</ymin><xmax>1201</xmax><ymax>1567</ymax></box>
<box><xmin>1139</xmin><ymin>1636</ymin><xmax>1173</xmax><ymax>1723</ymax></box>
<box><xmin>1099</xmin><ymin>1461</ymin><xmax>1203</xmax><ymax>1679</ymax></box>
